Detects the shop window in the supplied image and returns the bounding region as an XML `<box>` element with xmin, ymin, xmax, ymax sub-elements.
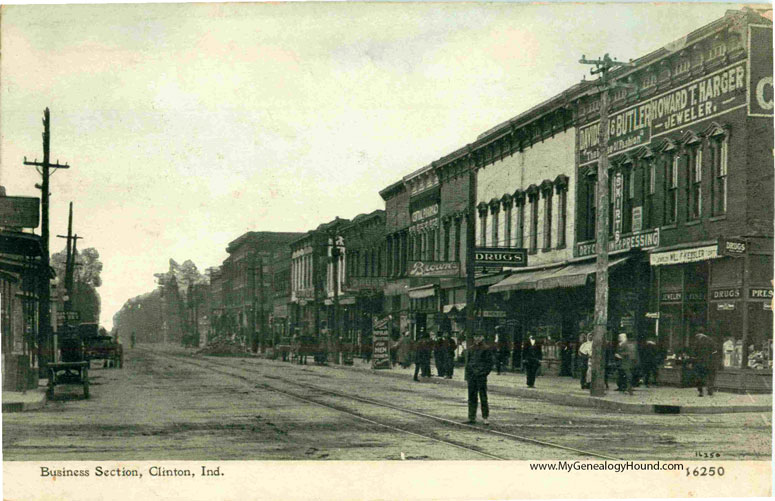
<box><xmin>664</xmin><ymin>154</ymin><xmax>678</xmax><ymax>225</ymax></box>
<box><xmin>443</xmin><ymin>224</ymin><xmax>450</xmax><ymax>261</ymax></box>
<box><xmin>711</xmin><ymin>136</ymin><xmax>728</xmax><ymax>215</ymax></box>
<box><xmin>688</xmin><ymin>147</ymin><xmax>702</xmax><ymax>220</ymax></box>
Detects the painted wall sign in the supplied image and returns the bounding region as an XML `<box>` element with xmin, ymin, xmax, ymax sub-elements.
<box><xmin>649</xmin><ymin>244</ymin><xmax>719</xmax><ymax>266</ymax></box>
<box><xmin>579</xmin><ymin>61</ymin><xmax>748</xmax><ymax>165</ymax></box>
<box><xmin>686</xmin><ymin>291</ymin><xmax>707</xmax><ymax>302</ymax></box>
<box><xmin>576</xmin><ymin>228</ymin><xmax>659</xmax><ymax>257</ymax></box>
<box><xmin>0</xmin><ymin>196</ymin><xmax>39</xmax><ymax>229</ymax></box>
<box><xmin>613</xmin><ymin>172</ymin><xmax>624</xmax><ymax>243</ymax></box>
<box><xmin>410</xmin><ymin>203</ymin><xmax>439</xmax><ymax>224</ymax></box>
<box><xmin>408</xmin><ymin>260</ymin><xmax>461</xmax><ymax>278</ymax></box>
<box><xmin>711</xmin><ymin>287</ymin><xmax>741</xmax><ymax>301</ymax></box>
<box><xmin>475</xmin><ymin>247</ymin><xmax>528</xmax><ymax>267</ymax></box>
<box><xmin>345</xmin><ymin>277</ymin><xmax>387</xmax><ymax>291</ymax></box>
<box><xmin>481</xmin><ymin>310</ymin><xmax>507</xmax><ymax>318</ymax></box>
<box><xmin>717</xmin><ymin>303</ymin><xmax>736</xmax><ymax>311</ymax></box>
<box><xmin>645</xmin><ymin>312</ymin><xmax>660</xmax><ymax>319</ymax></box>
<box><xmin>749</xmin><ymin>288</ymin><xmax>774</xmax><ymax>300</ymax></box>
<box><xmin>749</xmin><ymin>25</ymin><xmax>773</xmax><ymax>117</ymax></box>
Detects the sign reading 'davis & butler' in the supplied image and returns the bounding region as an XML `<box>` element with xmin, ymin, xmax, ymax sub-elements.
<box><xmin>475</xmin><ymin>247</ymin><xmax>527</xmax><ymax>267</ymax></box>
<box><xmin>408</xmin><ymin>260</ymin><xmax>460</xmax><ymax>278</ymax></box>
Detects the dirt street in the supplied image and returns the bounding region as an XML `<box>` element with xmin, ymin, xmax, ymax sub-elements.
<box><xmin>3</xmin><ymin>346</ymin><xmax>771</xmax><ymax>460</ymax></box>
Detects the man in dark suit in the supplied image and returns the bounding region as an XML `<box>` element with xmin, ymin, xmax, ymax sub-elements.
<box><xmin>465</xmin><ymin>332</ymin><xmax>493</xmax><ymax>425</ymax></box>
<box><xmin>615</xmin><ymin>333</ymin><xmax>639</xmax><ymax>395</ymax></box>
<box><xmin>523</xmin><ymin>335</ymin><xmax>542</xmax><ymax>388</ymax></box>
<box><xmin>693</xmin><ymin>332</ymin><xmax>719</xmax><ymax>397</ymax></box>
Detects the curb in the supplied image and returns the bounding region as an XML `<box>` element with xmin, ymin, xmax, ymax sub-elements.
<box><xmin>2</xmin><ymin>391</ymin><xmax>47</xmax><ymax>413</ymax></box>
<box><xmin>269</xmin><ymin>358</ymin><xmax>771</xmax><ymax>415</ymax></box>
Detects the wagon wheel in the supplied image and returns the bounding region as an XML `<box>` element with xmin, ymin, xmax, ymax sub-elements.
<box><xmin>82</xmin><ymin>367</ymin><xmax>90</xmax><ymax>399</ymax></box>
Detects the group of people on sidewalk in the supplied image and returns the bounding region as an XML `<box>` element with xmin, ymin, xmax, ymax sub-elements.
<box><xmin>391</xmin><ymin>329</ymin><xmax>458</xmax><ymax>380</ymax></box>
<box><xmin>576</xmin><ymin>330</ymin><xmax>720</xmax><ymax>397</ymax></box>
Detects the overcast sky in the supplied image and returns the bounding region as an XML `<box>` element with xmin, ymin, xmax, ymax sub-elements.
<box><xmin>1</xmin><ymin>2</ymin><xmax>744</xmax><ymax>328</ymax></box>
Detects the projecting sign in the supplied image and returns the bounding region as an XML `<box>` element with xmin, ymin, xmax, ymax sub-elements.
<box><xmin>749</xmin><ymin>25</ymin><xmax>773</xmax><ymax>117</ymax></box>
<box><xmin>0</xmin><ymin>197</ymin><xmax>39</xmax><ymax>229</ymax></box>
<box><xmin>408</xmin><ymin>260</ymin><xmax>460</xmax><ymax>278</ymax></box>
<box><xmin>631</xmin><ymin>206</ymin><xmax>643</xmax><ymax>233</ymax></box>
<box><xmin>576</xmin><ymin>228</ymin><xmax>659</xmax><ymax>258</ymax></box>
<box><xmin>645</xmin><ymin>312</ymin><xmax>660</xmax><ymax>319</ymax></box>
<box><xmin>475</xmin><ymin>247</ymin><xmax>528</xmax><ymax>267</ymax></box>
<box><xmin>719</xmin><ymin>237</ymin><xmax>746</xmax><ymax>257</ymax></box>
<box><xmin>371</xmin><ymin>316</ymin><xmax>391</xmax><ymax>370</ymax></box>
<box><xmin>579</xmin><ymin>61</ymin><xmax>748</xmax><ymax>165</ymax></box>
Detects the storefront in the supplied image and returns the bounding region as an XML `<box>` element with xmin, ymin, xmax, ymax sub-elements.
<box><xmin>650</xmin><ymin>238</ymin><xmax>773</xmax><ymax>391</ymax></box>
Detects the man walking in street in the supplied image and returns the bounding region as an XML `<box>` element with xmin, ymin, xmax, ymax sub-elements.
<box><xmin>465</xmin><ymin>332</ymin><xmax>493</xmax><ymax>425</ymax></box>
<box><xmin>432</xmin><ymin>330</ymin><xmax>447</xmax><ymax>377</ymax></box>
<box><xmin>413</xmin><ymin>331</ymin><xmax>431</xmax><ymax>381</ymax></box>
<box><xmin>640</xmin><ymin>338</ymin><xmax>660</xmax><ymax>387</ymax></box>
<box><xmin>693</xmin><ymin>331</ymin><xmax>719</xmax><ymax>397</ymax></box>
<box><xmin>615</xmin><ymin>333</ymin><xmax>638</xmax><ymax>395</ymax></box>
<box><xmin>522</xmin><ymin>335</ymin><xmax>542</xmax><ymax>388</ymax></box>
<box><xmin>444</xmin><ymin>332</ymin><xmax>457</xmax><ymax>379</ymax></box>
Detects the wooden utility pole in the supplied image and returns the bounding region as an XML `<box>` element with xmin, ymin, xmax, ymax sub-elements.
<box><xmin>24</xmin><ymin>108</ymin><xmax>70</xmax><ymax>372</ymax></box>
<box><xmin>579</xmin><ymin>54</ymin><xmax>634</xmax><ymax>397</ymax></box>
<box><xmin>465</xmin><ymin>148</ymin><xmax>478</xmax><ymax>358</ymax></box>
<box><xmin>57</xmin><ymin>202</ymin><xmax>83</xmax><ymax>314</ymax></box>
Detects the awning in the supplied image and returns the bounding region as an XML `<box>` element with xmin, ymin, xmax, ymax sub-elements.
<box><xmin>488</xmin><ymin>267</ymin><xmax>564</xmax><ymax>293</ymax></box>
<box><xmin>408</xmin><ymin>284</ymin><xmax>436</xmax><ymax>299</ymax></box>
<box><xmin>475</xmin><ymin>271</ymin><xmax>510</xmax><ymax>287</ymax></box>
<box><xmin>442</xmin><ymin>303</ymin><xmax>466</xmax><ymax>313</ymax></box>
<box><xmin>535</xmin><ymin>257</ymin><xmax>629</xmax><ymax>290</ymax></box>
<box><xmin>323</xmin><ymin>296</ymin><xmax>355</xmax><ymax>306</ymax></box>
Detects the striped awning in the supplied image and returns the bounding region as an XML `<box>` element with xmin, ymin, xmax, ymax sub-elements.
<box><xmin>442</xmin><ymin>303</ymin><xmax>466</xmax><ymax>313</ymax></box>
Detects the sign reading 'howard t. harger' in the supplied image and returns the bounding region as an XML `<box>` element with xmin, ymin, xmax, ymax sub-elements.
<box><xmin>475</xmin><ymin>247</ymin><xmax>527</xmax><ymax>267</ymax></box>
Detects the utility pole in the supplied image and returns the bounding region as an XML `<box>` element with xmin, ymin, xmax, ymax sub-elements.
<box><xmin>57</xmin><ymin>202</ymin><xmax>83</xmax><ymax>314</ymax></box>
<box><xmin>24</xmin><ymin>108</ymin><xmax>70</xmax><ymax>373</ymax></box>
<box><xmin>465</xmin><ymin>148</ymin><xmax>478</xmax><ymax>360</ymax></box>
<box><xmin>579</xmin><ymin>54</ymin><xmax>634</xmax><ymax>397</ymax></box>
<box><xmin>258</xmin><ymin>256</ymin><xmax>265</xmax><ymax>353</ymax></box>
<box><xmin>330</xmin><ymin>235</ymin><xmax>342</xmax><ymax>364</ymax></box>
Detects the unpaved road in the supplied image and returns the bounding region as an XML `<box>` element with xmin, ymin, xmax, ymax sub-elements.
<box><xmin>3</xmin><ymin>346</ymin><xmax>771</xmax><ymax>460</ymax></box>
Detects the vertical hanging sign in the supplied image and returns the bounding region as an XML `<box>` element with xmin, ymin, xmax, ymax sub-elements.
<box><xmin>613</xmin><ymin>172</ymin><xmax>624</xmax><ymax>242</ymax></box>
<box><xmin>371</xmin><ymin>315</ymin><xmax>391</xmax><ymax>369</ymax></box>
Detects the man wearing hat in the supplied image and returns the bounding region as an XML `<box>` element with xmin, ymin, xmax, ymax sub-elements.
<box><xmin>465</xmin><ymin>332</ymin><xmax>493</xmax><ymax>425</ymax></box>
<box><xmin>614</xmin><ymin>333</ymin><xmax>638</xmax><ymax>395</ymax></box>
<box><xmin>693</xmin><ymin>331</ymin><xmax>719</xmax><ymax>397</ymax></box>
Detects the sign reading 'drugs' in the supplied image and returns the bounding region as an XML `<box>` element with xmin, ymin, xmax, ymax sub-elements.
<box><xmin>475</xmin><ymin>247</ymin><xmax>527</xmax><ymax>267</ymax></box>
<box><xmin>579</xmin><ymin>60</ymin><xmax>748</xmax><ymax>165</ymax></box>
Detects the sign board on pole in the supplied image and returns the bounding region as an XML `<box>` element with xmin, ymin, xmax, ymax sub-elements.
<box><xmin>0</xmin><ymin>197</ymin><xmax>40</xmax><ymax>229</ymax></box>
<box><xmin>475</xmin><ymin>247</ymin><xmax>527</xmax><ymax>267</ymax></box>
<box><xmin>371</xmin><ymin>316</ymin><xmax>391</xmax><ymax>370</ymax></box>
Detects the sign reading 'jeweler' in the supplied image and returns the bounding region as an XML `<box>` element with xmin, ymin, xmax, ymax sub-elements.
<box><xmin>475</xmin><ymin>247</ymin><xmax>528</xmax><ymax>267</ymax></box>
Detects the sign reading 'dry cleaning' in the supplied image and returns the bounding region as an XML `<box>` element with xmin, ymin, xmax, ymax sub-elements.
<box><xmin>579</xmin><ymin>61</ymin><xmax>748</xmax><ymax>165</ymax></box>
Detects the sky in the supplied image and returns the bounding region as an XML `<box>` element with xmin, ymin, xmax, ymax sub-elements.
<box><xmin>0</xmin><ymin>2</ymin><xmax>748</xmax><ymax>329</ymax></box>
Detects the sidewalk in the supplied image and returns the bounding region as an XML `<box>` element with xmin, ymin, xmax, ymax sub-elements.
<box><xmin>2</xmin><ymin>382</ymin><xmax>48</xmax><ymax>413</ymax></box>
<box><xmin>331</xmin><ymin>357</ymin><xmax>772</xmax><ymax>414</ymax></box>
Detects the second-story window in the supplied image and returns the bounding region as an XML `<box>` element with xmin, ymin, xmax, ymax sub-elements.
<box><xmin>491</xmin><ymin>205</ymin><xmax>499</xmax><ymax>247</ymax></box>
<box><xmin>665</xmin><ymin>154</ymin><xmax>678</xmax><ymax>225</ymax></box>
<box><xmin>529</xmin><ymin>193</ymin><xmax>539</xmax><ymax>252</ymax></box>
<box><xmin>711</xmin><ymin>134</ymin><xmax>729</xmax><ymax>215</ymax></box>
<box><xmin>516</xmin><ymin>197</ymin><xmax>525</xmax><ymax>248</ymax></box>
<box><xmin>689</xmin><ymin>146</ymin><xmax>703</xmax><ymax>220</ymax></box>
<box><xmin>556</xmin><ymin>184</ymin><xmax>567</xmax><ymax>248</ymax></box>
<box><xmin>543</xmin><ymin>188</ymin><xmax>553</xmax><ymax>250</ymax></box>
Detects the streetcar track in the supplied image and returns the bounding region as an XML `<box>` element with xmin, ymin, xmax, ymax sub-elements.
<box><xmin>152</xmin><ymin>349</ymin><xmax>621</xmax><ymax>460</ymax></box>
<box><xmin>153</xmin><ymin>350</ymin><xmax>504</xmax><ymax>460</ymax></box>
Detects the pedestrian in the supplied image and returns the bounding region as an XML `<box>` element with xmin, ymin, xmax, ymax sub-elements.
<box><xmin>413</xmin><ymin>333</ymin><xmax>431</xmax><ymax>381</ymax></box>
<box><xmin>522</xmin><ymin>335</ymin><xmax>542</xmax><ymax>388</ymax></box>
<box><xmin>421</xmin><ymin>334</ymin><xmax>432</xmax><ymax>378</ymax></box>
<box><xmin>444</xmin><ymin>332</ymin><xmax>457</xmax><ymax>378</ymax></box>
<box><xmin>464</xmin><ymin>332</ymin><xmax>493</xmax><ymax>425</ymax></box>
<box><xmin>396</xmin><ymin>331</ymin><xmax>413</xmax><ymax>368</ymax></box>
<box><xmin>433</xmin><ymin>330</ymin><xmax>447</xmax><ymax>377</ymax></box>
<box><xmin>578</xmin><ymin>332</ymin><xmax>593</xmax><ymax>389</ymax></box>
<box><xmin>693</xmin><ymin>331</ymin><xmax>719</xmax><ymax>397</ymax></box>
<box><xmin>640</xmin><ymin>338</ymin><xmax>660</xmax><ymax>387</ymax></box>
<box><xmin>614</xmin><ymin>333</ymin><xmax>638</xmax><ymax>395</ymax></box>
<box><xmin>495</xmin><ymin>327</ymin><xmax>510</xmax><ymax>375</ymax></box>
